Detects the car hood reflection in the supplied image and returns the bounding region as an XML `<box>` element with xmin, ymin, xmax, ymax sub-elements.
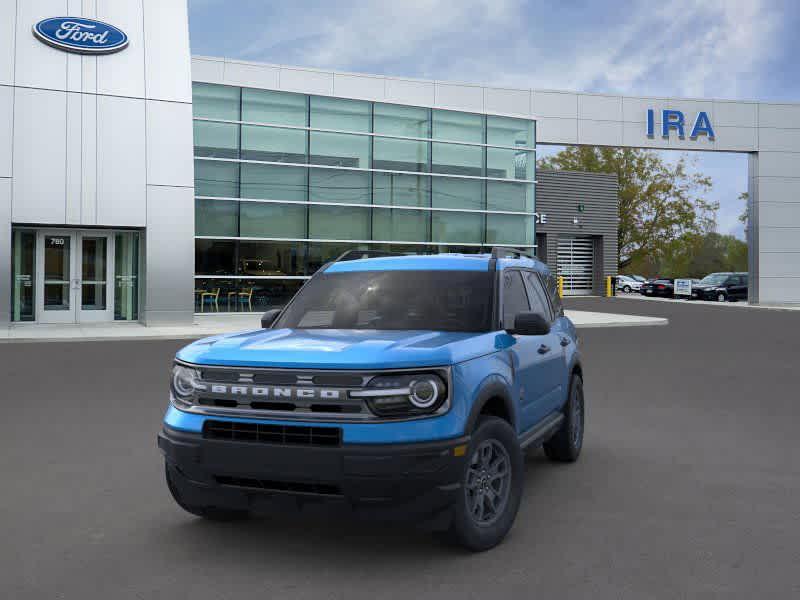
<box><xmin>177</xmin><ymin>328</ymin><xmax>498</xmax><ymax>369</ymax></box>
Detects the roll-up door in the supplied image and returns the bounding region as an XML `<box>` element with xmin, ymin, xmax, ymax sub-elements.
<box><xmin>557</xmin><ymin>236</ymin><xmax>594</xmax><ymax>295</ymax></box>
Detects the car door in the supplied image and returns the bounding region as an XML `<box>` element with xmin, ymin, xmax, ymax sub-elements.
<box><xmin>722</xmin><ymin>276</ymin><xmax>737</xmax><ymax>298</ymax></box>
<box><xmin>522</xmin><ymin>270</ymin><xmax>568</xmax><ymax>418</ymax></box>
<box><xmin>732</xmin><ymin>275</ymin><xmax>747</xmax><ymax>300</ymax></box>
<box><xmin>500</xmin><ymin>269</ymin><xmax>561</xmax><ymax>433</ymax></box>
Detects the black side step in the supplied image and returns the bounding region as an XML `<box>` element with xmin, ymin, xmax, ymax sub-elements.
<box><xmin>519</xmin><ymin>412</ymin><xmax>564</xmax><ymax>450</ymax></box>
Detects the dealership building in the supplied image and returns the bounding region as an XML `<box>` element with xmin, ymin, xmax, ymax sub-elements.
<box><xmin>2</xmin><ymin>2</ymin><xmax>800</xmax><ymax>328</ymax></box>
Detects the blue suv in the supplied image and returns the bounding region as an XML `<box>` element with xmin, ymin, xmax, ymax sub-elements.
<box><xmin>158</xmin><ymin>248</ymin><xmax>584</xmax><ymax>551</ymax></box>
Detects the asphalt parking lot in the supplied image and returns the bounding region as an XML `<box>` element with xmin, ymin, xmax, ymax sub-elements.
<box><xmin>2</xmin><ymin>297</ymin><xmax>799</xmax><ymax>599</ymax></box>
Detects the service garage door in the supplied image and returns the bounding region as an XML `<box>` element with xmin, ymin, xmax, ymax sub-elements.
<box><xmin>557</xmin><ymin>236</ymin><xmax>594</xmax><ymax>295</ymax></box>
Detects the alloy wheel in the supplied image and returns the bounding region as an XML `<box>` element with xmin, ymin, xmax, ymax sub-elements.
<box><xmin>465</xmin><ymin>439</ymin><xmax>512</xmax><ymax>526</ymax></box>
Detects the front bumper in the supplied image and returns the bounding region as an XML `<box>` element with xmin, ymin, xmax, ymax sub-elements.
<box><xmin>158</xmin><ymin>425</ymin><xmax>469</xmax><ymax>521</ymax></box>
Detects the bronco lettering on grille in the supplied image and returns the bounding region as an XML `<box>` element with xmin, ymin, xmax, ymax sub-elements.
<box><xmin>198</xmin><ymin>384</ymin><xmax>343</xmax><ymax>400</ymax></box>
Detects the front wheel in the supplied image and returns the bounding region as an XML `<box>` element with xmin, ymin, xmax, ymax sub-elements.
<box><xmin>543</xmin><ymin>374</ymin><xmax>584</xmax><ymax>462</ymax></box>
<box><xmin>717</xmin><ymin>292</ymin><xmax>727</xmax><ymax>302</ymax></box>
<box><xmin>623</xmin><ymin>285</ymin><xmax>632</xmax><ymax>293</ymax></box>
<box><xmin>448</xmin><ymin>416</ymin><xmax>523</xmax><ymax>552</ymax></box>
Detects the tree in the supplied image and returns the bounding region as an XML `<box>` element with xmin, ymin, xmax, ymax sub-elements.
<box><xmin>538</xmin><ymin>147</ymin><xmax>718</xmax><ymax>271</ymax></box>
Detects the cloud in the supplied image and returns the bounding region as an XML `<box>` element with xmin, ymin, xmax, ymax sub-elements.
<box><xmin>215</xmin><ymin>0</ymin><xmax>782</xmax><ymax>100</ymax></box>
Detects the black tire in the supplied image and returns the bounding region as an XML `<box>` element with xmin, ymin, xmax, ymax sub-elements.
<box><xmin>448</xmin><ymin>416</ymin><xmax>523</xmax><ymax>552</ymax></box>
<box><xmin>543</xmin><ymin>374</ymin><xmax>584</xmax><ymax>463</ymax></box>
<box><xmin>623</xmin><ymin>285</ymin><xmax>632</xmax><ymax>293</ymax></box>
<box><xmin>717</xmin><ymin>292</ymin><xmax>727</xmax><ymax>302</ymax></box>
<box><xmin>165</xmin><ymin>465</ymin><xmax>250</xmax><ymax>521</ymax></box>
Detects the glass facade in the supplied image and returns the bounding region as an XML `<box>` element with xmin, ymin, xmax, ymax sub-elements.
<box><xmin>192</xmin><ymin>82</ymin><xmax>536</xmax><ymax>312</ymax></box>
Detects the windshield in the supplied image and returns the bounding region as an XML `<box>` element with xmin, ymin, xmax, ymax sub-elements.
<box><xmin>274</xmin><ymin>270</ymin><xmax>494</xmax><ymax>332</ymax></box>
<box><xmin>700</xmin><ymin>273</ymin><xmax>728</xmax><ymax>285</ymax></box>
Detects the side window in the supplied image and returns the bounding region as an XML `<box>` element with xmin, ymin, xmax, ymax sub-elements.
<box><xmin>522</xmin><ymin>271</ymin><xmax>553</xmax><ymax>322</ymax></box>
<box><xmin>502</xmin><ymin>270</ymin><xmax>530</xmax><ymax>328</ymax></box>
<box><xmin>544</xmin><ymin>272</ymin><xmax>563</xmax><ymax>317</ymax></box>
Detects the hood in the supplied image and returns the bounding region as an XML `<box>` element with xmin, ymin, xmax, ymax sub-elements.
<box><xmin>176</xmin><ymin>328</ymin><xmax>499</xmax><ymax>370</ymax></box>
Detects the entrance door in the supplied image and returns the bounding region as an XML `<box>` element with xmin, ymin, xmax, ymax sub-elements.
<box><xmin>36</xmin><ymin>231</ymin><xmax>114</xmax><ymax>323</ymax></box>
<box><xmin>557</xmin><ymin>236</ymin><xmax>594</xmax><ymax>296</ymax></box>
<box><xmin>77</xmin><ymin>232</ymin><xmax>113</xmax><ymax>322</ymax></box>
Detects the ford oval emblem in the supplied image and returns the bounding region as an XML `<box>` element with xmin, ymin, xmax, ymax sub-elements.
<box><xmin>33</xmin><ymin>17</ymin><xmax>128</xmax><ymax>55</ymax></box>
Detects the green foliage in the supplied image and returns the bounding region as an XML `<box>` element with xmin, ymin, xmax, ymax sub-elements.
<box><xmin>538</xmin><ymin>146</ymin><xmax>718</xmax><ymax>270</ymax></box>
<box><xmin>623</xmin><ymin>232</ymin><xmax>747</xmax><ymax>278</ymax></box>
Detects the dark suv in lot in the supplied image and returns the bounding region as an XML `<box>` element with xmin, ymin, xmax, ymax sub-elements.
<box><xmin>691</xmin><ymin>272</ymin><xmax>749</xmax><ymax>302</ymax></box>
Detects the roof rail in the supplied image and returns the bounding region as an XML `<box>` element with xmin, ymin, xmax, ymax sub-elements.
<box><xmin>490</xmin><ymin>246</ymin><xmax>535</xmax><ymax>260</ymax></box>
<box><xmin>333</xmin><ymin>249</ymin><xmax>398</xmax><ymax>263</ymax></box>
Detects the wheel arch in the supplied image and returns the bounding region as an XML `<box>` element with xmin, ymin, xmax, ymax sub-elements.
<box><xmin>465</xmin><ymin>376</ymin><xmax>517</xmax><ymax>434</ymax></box>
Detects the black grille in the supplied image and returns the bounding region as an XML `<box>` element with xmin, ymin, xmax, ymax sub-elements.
<box><xmin>203</xmin><ymin>420</ymin><xmax>342</xmax><ymax>447</ymax></box>
<box><xmin>200</xmin><ymin>369</ymin><xmax>297</xmax><ymax>385</ymax></box>
<box><xmin>215</xmin><ymin>475</ymin><xmax>341</xmax><ymax>496</ymax></box>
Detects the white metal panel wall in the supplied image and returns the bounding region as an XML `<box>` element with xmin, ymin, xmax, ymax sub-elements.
<box><xmin>11</xmin><ymin>87</ymin><xmax>67</xmax><ymax>224</ymax></box>
<box><xmin>14</xmin><ymin>0</ymin><xmax>69</xmax><ymax>90</ymax></box>
<box><xmin>0</xmin><ymin>85</ymin><xmax>12</xmax><ymax>178</ymax></box>
<box><xmin>1</xmin><ymin>0</ymin><xmax>195</xmax><ymax>326</ymax></box>
<box><xmin>142</xmin><ymin>0</ymin><xmax>192</xmax><ymax>103</ymax></box>
<box><xmin>96</xmin><ymin>95</ymin><xmax>147</xmax><ymax>226</ymax></box>
<box><xmin>96</xmin><ymin>0</ymin><xmax>146</xmax><ymax>98</ymax></box>
<box><xmin>0</xmin><ymin>0</ymin><xmax>15</xmax><ymax>86</ymax></box>
<box><xmin>146</xmin><ymin>100</ymin><xmax>194</xmax><ymax>187</ymax></box>
<box><xmin>145</xmin><ymin>185</ymin><xmax>194</xmax><ymax>325</ymax></box>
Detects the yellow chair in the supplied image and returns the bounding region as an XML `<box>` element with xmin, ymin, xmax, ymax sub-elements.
<box><xmin>200</xmin><ymin>288</ymin><xmax>220</xmax><ymax>312</ymax></box>
<box><xmin>237</xmin><ymin>287</ymin><xmax>254</xmax><ymax>312</ymax></box>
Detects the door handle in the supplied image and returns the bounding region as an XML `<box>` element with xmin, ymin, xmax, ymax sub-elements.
<box><xmin>560</xmin><ymin>337</ymin><xmax>571</xmax><ymax>347</ymax></box>
<box><xmin>537</xmin><ymin>344</ymin><xmax>550</xmax><ymax>354</ymax></box>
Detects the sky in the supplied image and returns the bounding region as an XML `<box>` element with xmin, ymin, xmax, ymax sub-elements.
<box><xmin>188</xmin><ymin>0</ymin><xmax>800</xmax><ymax>240</ymax></box>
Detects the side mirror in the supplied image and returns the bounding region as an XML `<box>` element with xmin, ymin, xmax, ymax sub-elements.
<box><xmin>260</xmin><ymin>309</ymin><xmax>281</xmax><ymax>329</ymax></box>
<box><xmin>507</xmin><ymin>311</ymin><xmax>550</xmax><ymax>336</ymax></box>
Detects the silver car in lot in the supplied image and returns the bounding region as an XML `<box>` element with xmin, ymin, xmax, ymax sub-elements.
<box><xmin>616</xmin><ymin>275</ymin><xmax>643</xmax><ymax>293</ymax></box>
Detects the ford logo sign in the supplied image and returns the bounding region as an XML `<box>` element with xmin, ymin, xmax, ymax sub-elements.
<box><xmin>33</xmin><ymin>17</ymin><xmax>128</xmax><ymax>55</ymax></box>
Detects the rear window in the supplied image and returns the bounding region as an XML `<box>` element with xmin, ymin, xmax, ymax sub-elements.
<box><xmin>274</xmin><ymin>270</ymin><xmax>494</xmax><ymax>332</ymax></box>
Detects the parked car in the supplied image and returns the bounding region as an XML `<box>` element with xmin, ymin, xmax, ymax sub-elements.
<box><xmin>159</xmin><ymin>249</ymin><xmax>584</xmax><ymax>552</ymax></box>
<box><xmin>630</xmin><ymin>275</ymin><xmax>647</xmax><ymax>283</ymax></box>
<box><xmin>691</xmin><ymin>272</ymin><xmax>748</xmax><ymax>302</ymax></box>
<box><xmin>640</xmin><ymin>279</ymin><xmax>674</xmax><ymax>297</ymax></box>
<box><xmin>616</xmin><ymin>274</ymin><xmax>643</xmax><ymax>293</ymax></box>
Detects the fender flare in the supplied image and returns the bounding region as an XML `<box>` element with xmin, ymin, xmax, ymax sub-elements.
<box><xmin>464</xmin><ymin>375</ymin><xmax>517</xmax><ymax>434</ymax></box>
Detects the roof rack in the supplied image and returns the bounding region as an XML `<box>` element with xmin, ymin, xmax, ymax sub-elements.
<box><xmin>490</xmin><ymin>246</ymin><xmax>535</xmax><ymax>260</ymax></box>
<box><xmin>332</xmin><ymin>249</ymin><xmax>399</xmax><ymax>263</ymax></box>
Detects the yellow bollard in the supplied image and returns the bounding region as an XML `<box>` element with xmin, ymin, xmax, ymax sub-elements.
<box><xmin>606</xmin><ymin>276</ymin><xmax>612</xmax><ymax>297</ymax></box>
<box><xmin>557</xmin><ymin>276</ymin><xmax>564</xmax><ymax>298</ymax></box>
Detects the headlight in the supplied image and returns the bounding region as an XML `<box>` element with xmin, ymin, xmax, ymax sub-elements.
<box><xmin>171</xmin><ymin>363</ymin><xmax>201</xmax><ymax>405</ymax></box>
<box><xmin>350</xmin><ymin>372</ymin><xmax>448</xmax><ymax>417</ymax></box>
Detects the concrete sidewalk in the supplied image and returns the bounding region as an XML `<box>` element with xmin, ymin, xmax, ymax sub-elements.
<box><xmin>0</xmin><ymin>310</ymin><xmax>667</xmax><ymax>343</ymax></box>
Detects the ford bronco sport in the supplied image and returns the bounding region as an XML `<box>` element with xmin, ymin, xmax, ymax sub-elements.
<box><xmin>158</xmin><ymin>248</ymin><xmax>584</xmax><ymax>551</ymax></box>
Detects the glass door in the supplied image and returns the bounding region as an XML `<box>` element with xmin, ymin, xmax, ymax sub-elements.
<box><xmin>37</xmin><ymin>231</ymin><xmax>76</xmax><ymax>323</ymax></box>
<box><xmin>35</xmin><ymin>230</ymin><xmax>115</xmax><ymax>323</ymax></box>
<box><xmin>78</xmin><ymin>232</ymin><xmax>114</xmax><ymax>322</ymax></box>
